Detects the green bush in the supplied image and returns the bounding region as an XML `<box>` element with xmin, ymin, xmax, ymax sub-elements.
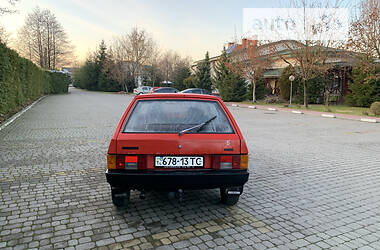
<box><xmin>345</xmin><ymin>81</ymin><xmax>376</xmax><ymax>107</ymax></box>
<box><xmin>370</xmin><ymin>102</ymin><xmax>380</xmax><ymax>116</ymax></box>
<box><xmin>279</xmin><ymin>66</ymin><xmax>325</xmax><ymax>104</ymax></box>
<box><xmin>345</xmin><ymin>77</ymin><xmax>380</xmax><ymax>107</ymax></box>
<box><xmin>183</xmin><ymin>75</ymin><xmax>197</xmax><ymax>89</ymax></box>
<box><xmin>345</xmin><ymin>60</ymin><xmax>380</xmax><ymax>107</ymax></box>
<box><xmin>307</xmin><ymin>76</ymin><xmax>327</xmax><ymax>104</ymax></box>
<box><xmin>0</xmin><ymin>42</ymin><xmax>68</xmax><ymax>119</ymax></box>
<box><xmin>279</xmin><ymin>66</ymin><xmax>300</xmax><ymax>101</ymax></box>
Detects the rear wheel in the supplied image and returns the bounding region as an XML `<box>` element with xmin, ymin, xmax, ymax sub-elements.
<box><xmin>111</xmin><ymin>188</ymin><xmax>130</xmax><ymax>207</ymax></box>
<box><xmin>220</xmin><ymin>188</ymin><xmax>240</xmax><ymax>206</ymax></box>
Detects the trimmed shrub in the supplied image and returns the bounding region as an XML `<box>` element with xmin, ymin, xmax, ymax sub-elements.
<box><xmin>0</xmin><ymin>42</ymin><xmax>68</xmax><ymax>120</ymax></box>
<box><xmin>370</xmin><ymin>102</ymin><xmax>380</xmax><ymax>116</ymax></box>
<box><xmin>46</xmin><ymin>71</ymin><xmax>70</xmax><ymax>94</ymax></box>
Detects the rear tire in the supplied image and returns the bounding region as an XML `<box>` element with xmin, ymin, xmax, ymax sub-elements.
<box><xmin>220</xmin><ymin>188</ymin><xmax>240</xmax><ymax>206</ymax></box>
<box><xmin>111</xmin><ymin>188</ymin><xmax>130</xmax><ymax>207</ymax></box>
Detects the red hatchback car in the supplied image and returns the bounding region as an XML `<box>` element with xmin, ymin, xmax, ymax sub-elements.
<box><xmin>106</xmin><ymin>93</ymin><xmax>249</xmax><ymax>206</ymax></box>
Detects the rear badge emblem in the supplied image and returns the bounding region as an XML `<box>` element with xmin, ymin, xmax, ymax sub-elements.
<box><xmin>178</xmin><ymin>145</ymin><xmax>182</xmax><ymax>149</ymax></box>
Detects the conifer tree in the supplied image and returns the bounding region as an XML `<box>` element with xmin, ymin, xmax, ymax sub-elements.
<box><xmin>195</xmin><ymin>52</ymin><xmax>212</xmax><ymax>91</ymax></box>
<box><xmin>214</xmin><ymin>48</ymin><xmax>246</xmax><ymax>101</ymax></box>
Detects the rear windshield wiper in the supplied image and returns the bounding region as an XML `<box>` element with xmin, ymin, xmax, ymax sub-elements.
<box><xmin>178</xmin><ymin>115</ymin><xmax>217</xmax><ymax>136</ymax></box>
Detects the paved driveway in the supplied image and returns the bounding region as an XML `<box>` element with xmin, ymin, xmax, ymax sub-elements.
<box><xmin>1</xmin><ymin>88</ymin><xmax>380</xmax><ymax>250</ymax></box>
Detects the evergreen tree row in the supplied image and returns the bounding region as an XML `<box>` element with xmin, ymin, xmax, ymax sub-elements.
<box><xmin>73</xmin><ymin>41</ymin><xmax>121</xmax><ymax>92</ymax></box>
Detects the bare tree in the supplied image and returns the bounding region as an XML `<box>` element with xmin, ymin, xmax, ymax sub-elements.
<box><xmin>0</xmin><ymin>23</ymin><xmax>9</xmax><ymax>44</ymax></box>
<box><xmin>108</xmin><ymin>46</ymin><xmax>132</xmax><ymax>92</ymax></box>
<box><xmin>348</xmin><ymin>0</ymin><xmax>380</xmax><ymax>59</ymax></box>
<box><xmin>144</xmin><ymin>50</ymin><xmax>163</xmax><ymax>86</ymax></box>
<box><xmin>159</xmin><ymin>50</ymin><xmax>182</xmax><ymax>83</ymax></box>
<box><xmin>0</xmin><ymin>0</ymin><xmax>19</xmax><ymax>44</ymax></box>
<box><xmin>111</xmin><ymin>28</ymin><xmax>155</xmax><ymax>87</ymax></box>
<box><xmin>227</xmin><ymin>39</ymin><xmax>272</xmax><ymax>102</ymax></box>
<box><xmin>16</xmin><ymin>7</ymin><xmax>72</xmax><ymax>69</ymax></box>
<box><xmin>0</xmin><ymin>0</ymin><xmax>19</xmax><ymax>16</ymax></box>
<box><xmin>268</xmin><ymin>0</ymin><xmax>345</xmax><ymax>107</ymax></box>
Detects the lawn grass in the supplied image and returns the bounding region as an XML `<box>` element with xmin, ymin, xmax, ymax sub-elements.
<box><xmin>241</xmin><ymin>101</ymin><xmax>376</xmax><ymax>117</ymax></box>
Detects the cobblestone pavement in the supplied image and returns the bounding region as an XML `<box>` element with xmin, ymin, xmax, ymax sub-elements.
<box><xmin>1</xmin><ymin>88</ymin><xmax>380</xmax><ymax>250</ymax></box>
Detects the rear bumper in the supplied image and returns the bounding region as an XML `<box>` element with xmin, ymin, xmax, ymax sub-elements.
<box><xmin>105</xmin><ymin>169</ymin><xmax>249</xmax><ymax>190</ymax></box>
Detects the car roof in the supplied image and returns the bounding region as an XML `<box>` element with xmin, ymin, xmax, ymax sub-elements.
<box><xmin>134</xmin><ymin>93</ymin><xmax>220</xmax><ymax>101</ymax></box>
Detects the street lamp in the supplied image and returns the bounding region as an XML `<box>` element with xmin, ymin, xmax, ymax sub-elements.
<box><xmin>289</xmin><ymin>75</ymin><xmax>295</xmax><ymax>106</ymax></box>
<box><xmin>245</xmin><ymin>68</ymin><xmax>255</xmax><ymax>102</ymax></box>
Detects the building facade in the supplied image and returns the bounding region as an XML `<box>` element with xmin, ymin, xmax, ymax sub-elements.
<box><xmin>193</xmin><ymin>39</ymin><xmax>357</xmax><ymax>103</ymax></box>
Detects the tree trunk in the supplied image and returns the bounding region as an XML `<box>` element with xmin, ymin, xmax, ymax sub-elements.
<box><xmin>303</xmin><ymin>78</ymin><xmax>308</xmax><ymax>108</ymax></box>
<box><xmin>47</xmin><ymin>24</ymin><xmax>50</xmax><ymax>69</ymax></box>
<box><xmin>252</xmin><ymin>79</ymin><xmax>256</xmax><ymax>103</ymax></box>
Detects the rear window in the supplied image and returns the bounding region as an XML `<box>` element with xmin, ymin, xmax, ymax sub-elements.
<box><xmin>123</xmin><ymin>100</ymin><xmax>234</xmax><ymax>133</ymax></box>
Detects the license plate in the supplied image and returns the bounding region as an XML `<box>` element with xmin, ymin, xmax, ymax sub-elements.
<box><xmin>155</xmin><ymin>156</ymin><xmax>204</xmax><ymax>168</ymax></box>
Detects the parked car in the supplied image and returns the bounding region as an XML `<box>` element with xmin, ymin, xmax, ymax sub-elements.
<box><xmin>181</xmin><ymin>88</ymin><xmax>211</xmax><ymax>95</ymax></box>
<box><xmin>150</xmin><ymin>87</ymin><xmax>161</xmax><ymax>93</ymax></box>
<box><xmin>133</xmin><ymin>86</ymin><xmax>152</xmax><ymax>95</ymax></box>
<box><xmin>105</xmin><ymin>93</ymin><xmax>249</xmax><ymax>207</ymax></box>
<box><xmin>152</xmin><ymin>87</ymin><xmax>179</xmax><ymax>93</ymax></box>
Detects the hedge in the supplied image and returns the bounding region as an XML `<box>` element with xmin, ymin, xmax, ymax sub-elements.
<box><xmin>0</xmin><ymin>42</ymin><xmax>69</xmax><ymax>120</ymax></box>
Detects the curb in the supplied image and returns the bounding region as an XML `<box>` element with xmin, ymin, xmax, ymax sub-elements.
<box><xmin>321</xmin><ymin>114</ymin><xmax>336</xmax><ymax>118</ymax></box>
<box><xmin>360</xmin><ymin>118</ymin><xmax>378</xmax><ymax>123</ymax></box>
<box><xmin>226</xmin><ymin>102</ymin><xmax>380</xmax><ymax>124</ymax></box>
<box><xmin>0</xmin><ymin>96</ymin><xmax>46</xmax><ymax>132</ymax></box>
<box><xmin>267</xmin><ymin>108</ymin><xmax>278</xmax><ymax>111</ymax></box>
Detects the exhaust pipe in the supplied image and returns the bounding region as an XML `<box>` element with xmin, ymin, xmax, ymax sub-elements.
<box><xmin>139</xmin><ymin>190</ymin><xmax>146</xmax><ymax>199</ymax></box>
<box><xmin>177</xmin><ymin>189</ymin><xmax>183</xmax><ymax>203</ymax></box>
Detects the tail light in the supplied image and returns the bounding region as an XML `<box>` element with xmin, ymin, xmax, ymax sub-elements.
<box><xmin>107</xmin><ymin>154</ymin><xmax>116</xmax><ymax>169</ymax></box>
<box><xmin>212</xmin><ymin>155</ymin><xmax>248</xmax><ymax>170</ymax></box>
<box><xmin>107</xmin><ymin>154</ymin><xmax>146</xmax><ymax>170</ymax></box>
<box><xmin>240</xmin><ymin>155</ymin><xmax>248</xmax><ymax>169</ymax></box>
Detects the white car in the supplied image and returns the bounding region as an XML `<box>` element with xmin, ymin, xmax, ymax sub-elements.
<box><xmin>133</xmin><ymin>86</ymin><xmax>152</xmax><ymax>95</ymax></box>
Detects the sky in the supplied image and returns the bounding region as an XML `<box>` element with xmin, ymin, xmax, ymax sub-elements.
<box><xmin>1</xmin><ymin>0</ymin><xmax>358</xmax><ymax>65</ymax></box>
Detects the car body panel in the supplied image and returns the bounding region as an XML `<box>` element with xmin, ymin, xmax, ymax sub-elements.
<box><xmin>116</xmin><ymin>133</ymin><xmax>242</xmax><ymax>169</ymax></box>
<box><xmin>106</xmin><ymin>169</ymin><xmax>249</xmax><ymax>190</ymax></box>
